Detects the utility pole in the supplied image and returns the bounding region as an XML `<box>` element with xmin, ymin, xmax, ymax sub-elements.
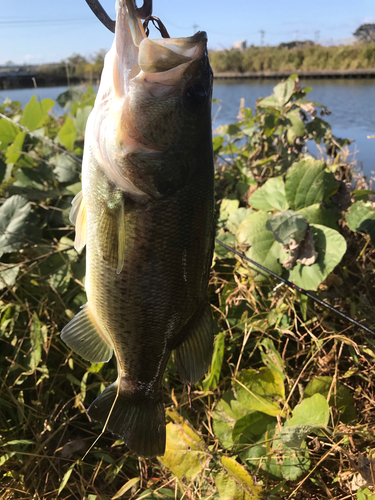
<box><xmin>294</xmin><ymin>30</ymin><xmax>299</xmax><ymax>41</ymax></box>
<box><xmin>315</xmin><ymin>30</ymin><xmax>320</xmax><ymax>42</ymax></box>
<box><xmin>192</xmin><ymin>24</ymin><xmax>199</xmax><ymax>33</ymax></box>
<box><xmin>260</xmin><ymin>30</ymin><xmax>265</xmax><ymax>47</ymax></box>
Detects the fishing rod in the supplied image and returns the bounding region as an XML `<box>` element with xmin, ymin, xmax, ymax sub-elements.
<box><xmin>215</xmin><ymin>238</ymin><xmax>375</xmax><ymax>337</ymax></box>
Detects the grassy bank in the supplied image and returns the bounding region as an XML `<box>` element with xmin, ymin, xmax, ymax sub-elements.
<box><xmin>209</xmin><ymin>43</ymin><xmax>375</xmax><ymax>73</ymax></box>
<box><xmin>1</xmin><ymin>77</ymin><xmax>375</xmax><ymax>499</ymax></box>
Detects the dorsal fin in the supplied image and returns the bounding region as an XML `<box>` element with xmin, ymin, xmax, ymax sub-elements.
<box><xmin>70</xmin><ymin>191</ymin><xmax>87</xmax><ymax>252</ymax></box>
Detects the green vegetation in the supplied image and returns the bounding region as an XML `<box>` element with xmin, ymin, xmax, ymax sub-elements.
<box><xmin>1</xmin><ymin>76</ymin><xmax>375</xmax><ymax>499</ymax></box>
<box><xmin>210</xmin><ymin>43</ymin><xmax>375</xmax><ymax>73</ymax></box>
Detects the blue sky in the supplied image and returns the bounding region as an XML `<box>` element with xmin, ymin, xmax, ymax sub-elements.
<box><xmin>1</xmin><ymin>0</ymin><xmax>375</xmax><ymax>65</ymax></box>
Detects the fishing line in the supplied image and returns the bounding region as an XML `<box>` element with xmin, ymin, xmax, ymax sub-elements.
<box><xmin>215</xmin><ymin>238</ymin><xmax>375</xmax><ymax>337</ymax></box>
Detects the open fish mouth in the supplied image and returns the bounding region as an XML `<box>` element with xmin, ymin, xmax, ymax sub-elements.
<box><xmin>113</xmin><ymin>0</ymin><xmax>208</xmax><ymax>95</ymax></box>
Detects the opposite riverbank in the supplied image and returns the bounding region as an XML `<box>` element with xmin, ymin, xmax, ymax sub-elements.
<box><xmin>2</xmin><ymin>43</ymin><xmax>375</xmax><ymax>89</ymax></box>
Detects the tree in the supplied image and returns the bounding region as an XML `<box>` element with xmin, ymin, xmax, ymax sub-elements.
<box><xmin>353</xmin><ymin>24</ymin><xmax>375</xmax><ymax>43</ymax></box>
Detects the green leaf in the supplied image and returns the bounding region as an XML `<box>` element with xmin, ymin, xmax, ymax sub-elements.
<box><xmin>215</xmin><ymin>232</ymin><xmax>236</xmax><ymax>259</ymax></box>
<box><xmin>237</xmin><ymin>212</ymin><xmax>284</xmax><ymax>280</ymax></box>
<box><xmin>6</xmin><ymin>131</ymin><xmax>25</xmax><ymax>164</ymax></box>
<box><xmin>215</xmin><ymin>456</ymin><xmax>265</xmax><ymax>500</ymax></box>
<box><xmin>258</xmin><ymin>338</ymin><xmax>286</xmax><ymax>380</ymax></box>
<box><xmin>0</xmin><ymin>265</ymin><xmax>20</xmax><ymax>291</ymax></box>
<box><xmin>352</xmin><ymin>189</ymin><xmax>375</xmax><ymax>202</ymax></box>
<box><xmin>74</xmin><ymin>105</ymin><xmax>92</xmax><ymax>139</ymax></box>
<box><xmin>226</xmin><ymin>208</ymin><xmax>254</xmax><ymax>233</ymax></box>
<box><xmin>111</xmin><ymin>477</ymin><xmax>140</xmax><ymax>499</ymax></box>
<box><xmin>219</xmin><ymin>197</ymin><xmax>240</xmax><ymax>223</ymax></box>
<box><xmin>286</xmin><ymin>224</ymin><xmax>346</xmax><ymax>290</ymax></box>
<box><xmin>357</xmin><ymin>487</ymin><xmax>375</xmax><ymax>500</ymax></box>
<box><xmin>201</xmin><ymin>331</ymin><xmax>225</xmax><ymax>391</ymax></box>
<box><xmin>281</xmin><ymin>394</ymin><xmax>329</xmax><ymax>448</ymax></box>
<box><xmin>29</xmin><ymin>313</ymin><xmax>42</xmax><ymax>371</ymax></box>
<box><xmin>58</xmin><ymin>116</ymin><xmax>77</xmax><ymax>152</ymax></box>
<box><xmin>20</xmin><ymin>96</ymin><xmax>53</xmax><ymax>131</ymax></box>
<box><xmin>297</xmin><ymin>203</ymin><xmax>339</xmax><ymax>230</ymax></box>
<box><xmin>286</xmin><ymin>109</ymin><xmax>306</xmax><ymax>145</ymax></box>
<box><xmin>53</xmin><ymin>154</ymin><xmax>80</xmax><ymax>183</ymax></box>
<box><xmin>213</xmin><ymin>135</ymin><xmax>225</xmax><ymax>152</ymax></box>
<box><xmin>0</xmin><ymin>118</ymin><xmax>18</xmax><ymax>151</ymax></box>
<box><xmin>235</xmin><ymin>368</ymin><xmax>285</xmax><ymax>416</ymax></box>
<box><xmin>304</xmin><ymin>376</ymin><xmax>356</xmax><ymax>423</ymax></box>
<box><xmin>56</xmin><ymin>87</ymin><xmax>83</xmax><ymax>109</ymax></box>
<box><xmin>58</xmin><ymin>461</ymin><xmax>78</xmax><ymax>495</ymax></box>
<box><xmin>266</xmin><ymin>210</ymin><xmax>308</xmax><ymax>245</ymax></box>
<box><xmin>0</xmin><ymin>195</ymin><xmax>32</xmax><ymax>257</ymax></box>
<box><xmin>213</xmin><ymin>390</ymin><xmax>249</xmax><ymax>448</ymax></box>
<box><xmin>346</xmin><ymin>200</ymin><xmax>375</xmax><ymax>244</ymax></box>
<box><xmin>158</xmin><ymin>409</ymin><xmax>209</xmax><ymax>480</ymax></box>
<box><xmin>249</xmin><ymin>177</ymin><xmax>288</xmax><ymax>212</ymax></box>
<box><xmin>232</xmin><ymin>411</ymin><xmax>277</xmax><ymax>447</ymax></box>
<box><xmin>49</xmin><ymin>265</ymin><xmax>71</xmax><ymax>294</ymax></box>
<box><xmin>258</xmin><ymin>75</ymin><xmax>296</xmax><ymax>110</ymax></box>
<box><xmin>285</xmin><ymin>159</ymin><xmax>338</xmax><ymax>211</ymax></box>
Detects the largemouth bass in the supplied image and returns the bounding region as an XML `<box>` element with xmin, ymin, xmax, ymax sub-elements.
<box><xmin>61</xmin><ymin>0</ymin><xmax>214</xmax><ymax>457</ymax></box>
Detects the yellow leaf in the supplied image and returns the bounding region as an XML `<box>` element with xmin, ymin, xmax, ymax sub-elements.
<box><xmin>111</xmin><ymin>477</ymin><xmax>140</xmax><ymax>499</ymax></box>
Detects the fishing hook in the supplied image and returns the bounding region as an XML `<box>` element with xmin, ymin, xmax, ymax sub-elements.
<box><xmin>85</xmin><ymin>0</ymin><xmax>153</xmax><ymax>33</ymax></box>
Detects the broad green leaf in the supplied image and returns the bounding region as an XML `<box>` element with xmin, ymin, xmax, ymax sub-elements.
<box><xmin>235</xmin><ymin>368</ymin><xmax>285</xmax><ymax>416</ymax></box>
<box><xmin>49</xmin><ymin>265</ymin><xmax>71</xmax><ymax>294</ymax></box>
<box><xmin>213</xmin><ymin>390</ymin><xmax>249</xmax><ymax>448</ymax></box>
<box><xmin>219</xmin><ymin>197</ymin><xmax>240</xmax><ymax>222</ymax></box>
<box><xmin>266</xmin><ymin>210</ymin><xmax>308</xmax><ymax>245</ymax></box>
<box><xmin>0</xmin><ymin>195</ymin><xmax>31</xmax><ymax>257</ymax></box>
<box><xmin>304</xmin><ymin>376</ymin><xmax>356</xmax><ymax>423</ymax></box>
<box><xmin>19</xmin><ymin>96</ymin><xmax>54</xmax><ymax>131</ymax></box>
<box><xmin>258</xmin><ymin>338</ymin><xmax>285</xmax><ymax>380</ymax></box>
<box><xmin>232</xmin><ymin>411</ymin><xmax>277</xmax><ymax>447</ymax></box>
<box><xmin>58</xmin><ymin>116</ymin><xmax>77</xmax><ymax>152</ymax></box>
<box><xmin>57</xmin><ymin>87</ymin><xmax>83</xmax><ymax>109</ymax></box>
<box><xmin>213</xmin><ymin>135</ymin><xmax>225</xmax><ymax>152</ymax></box>
<box><xmin>158</xmin><ymin>409</ymin><xmax>208</xmax><ymax>480</ymax></box>
<box><xmin>352</xmin><ymin>189</ymin><xmax>375</xmax><ymax>201</ymax></box>
<box><xmin>215</xmin><ymin>456</ymin><xmax>265</xmax><ymax>500</ymax></box>
<box><xmin>53</xmin><ymin>154</ymin><xmax>80</xmax><ymax>183</ymax></box>
<box><xmin>6</xmin><ymin>131</ymin><xmax>25</xmax><ymax>164</ymax></box>
<box><xmin>215</xmin><ymin>232</ymin><xmax>236</xmax><ymax>259</ymax></box>
<box><xmin>297</xmin><ymin>203</ymin><xmax>339</xmax><ymax>230</ymax></box>
<box><xmin>74</xmin><ymin>105</ymin><xmax>92</xmax><ymax>139</ymax></box>
<box><xmin>357</xmin><ymin>487</ymin><xmax>375</xmax><ymax>500</ymax></box>
<box><xmin>226</xmin><ymin>208</ymin><xmax>254</xmax><ymax>233</ymax></box>
<box><xmin>346</xmin><ymin>200</ymin><xmax>375</xmax><ymax>244</ymax></box>
<box><xmin>258</xmin><ymin>75</ymin><xmax>296</xmax><ymax>110</ymax></box>
<box><xmin>0</xmin><ymin>265</ymin><xmax>20</xmax><ymax>291</ymax></box>
<box><xmin>237</xmin><ymin>212</ymin><xmax>284</xmax><ymax>280</ymax></box>
<box><xmin>0</xmin><ymin>118</ymin><xmax>18</xmax><ymax>151</ymax></box>
<box><xmin>286</xmin><ymin>224</ymin><xmax>346</xmax><ymax>291</ymax></box>
<box><xmin>286</xmin><ymin>109</ymin><xmax>306</xmax><ymax>145</ymax></box>
<box><xmin>281</xmin><ymin>394</ymin><xmax>329</xmax><ymax>447</ymax></box>
<box><xmin>240</xmin><ymin>426</ymin><xmax>310</xmax><ymax>480</ymax></box>
<box><xmin>248</xmin><ymin>177</ymin><xmax>288</xmax><ymax>212</ymax></box>
<box><xmin>285</xmin><ymin>159</ymin><xmax>338</xmax><ymax>211</ymax></box>
<box><xmin>201</xmin><ymin>331</ymin><xmax>225</xmax><ymax>391</ymax></box>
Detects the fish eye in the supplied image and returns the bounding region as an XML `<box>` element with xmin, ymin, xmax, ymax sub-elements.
<box><xmin>184</xmin><ymin>83</ymin><xmax>208</xmax><ymax>109</ymax></box>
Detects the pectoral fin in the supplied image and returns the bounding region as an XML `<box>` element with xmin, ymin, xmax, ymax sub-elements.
<box><xmin>175</xmin><ymin>303</ymin><xmax>214</xmax><ymax>384</ymax></box>
<box><xmin>98</xmin><ymin>195</ymin><xmax>126</xmax><ymax>274</ymax></box>
<box><xmin>61</xmin><ymin>304</ymin><xmax>113</xmax><ymax>363</ymax></box>
<box><xmin>70</xmin><ymin>191</ymin><xmax>87</xmax><ymax>252</ymax></box>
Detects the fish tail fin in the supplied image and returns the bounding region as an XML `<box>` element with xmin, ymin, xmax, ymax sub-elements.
<box><xmin>175</xmin><ymin>302</ymin><xmax>214</xmax><ymax>385</ymax></box>
<box><xmin>88</xmin><ymin>380</ymin><xmax>166</xmax><ymax>457</ymax></box>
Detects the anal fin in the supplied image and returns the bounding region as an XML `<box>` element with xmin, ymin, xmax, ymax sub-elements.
<box><xmin>70</xmin><ymin>191</ymin><xmax>87</xmax><ymax>252</ymax></box>
<box><xmin>175</xmin><ymin>302</ymin><xmax>214</xmax><ymax>384</ymax></box>
<box><xmin>61</xmin><ymin>304</ymin><xmax>113</xmax><ymax>363</ymax></box>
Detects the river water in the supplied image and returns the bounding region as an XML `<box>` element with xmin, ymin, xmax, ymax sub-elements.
<box><xmin>1</xmin><ymin>79</ymin><xmax>374</xmax><ymax>177</ymax></box>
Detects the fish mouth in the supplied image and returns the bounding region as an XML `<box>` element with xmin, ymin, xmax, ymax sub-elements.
<box><xmin>114</xmin><ymin>0</ymin><xmax>208</xmax><ymax>94</ymax></box>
